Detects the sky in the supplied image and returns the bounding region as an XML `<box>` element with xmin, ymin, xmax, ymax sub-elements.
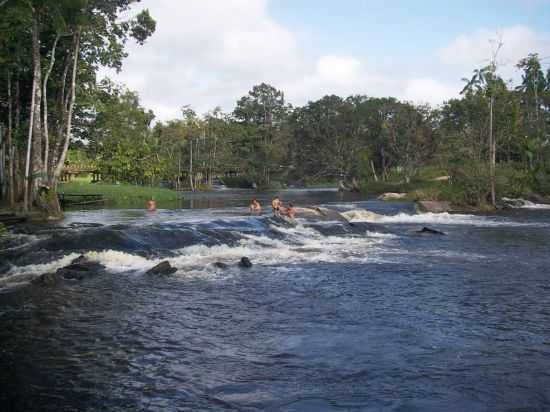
<box><xmin>102</xmin><ymin>0</ymin><xmax>550</xmax><ymax>121</ymax></box>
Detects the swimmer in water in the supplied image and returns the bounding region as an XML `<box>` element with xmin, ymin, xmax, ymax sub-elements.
<box><xmin>249</xmin><ymin>198</ymin><xmax>261</xmax><ymax>214</ymax></box>
<box><xmin>286</xmin><ymin>203</ymin><xmax>296</xmax><ymax>219</ymax></box>
<box><xmin>147</xmin><ymin>197</ymin><xmax>157</xmax><ymax>211</ymax></box>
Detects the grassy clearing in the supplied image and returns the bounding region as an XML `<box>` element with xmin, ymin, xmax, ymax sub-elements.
<box><xmin>59</xmin><ymin>181</ymin><xmax>182</xmax><ymax>208</ymax></box>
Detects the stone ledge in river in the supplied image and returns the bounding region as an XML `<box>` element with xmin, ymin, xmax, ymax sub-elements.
<box><xmin>416</xmin><ymin>201</ymin><xmax>452</xmax><ymax>213</ymax></box>
<box><xmin>378</xmin><ymin>192</ymin><xmax>407</xmax><ymax>201</ymax></box>
<box><xmin>146</xmin><ymin>261</ymin><xmax>177</xmax><ymax>276</ymax></box>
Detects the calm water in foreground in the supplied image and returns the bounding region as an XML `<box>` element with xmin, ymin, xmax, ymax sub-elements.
<box><xmin>1</xmin><ymin>189</ymin><xmax>550</xmax><ymax>411</ymax></box>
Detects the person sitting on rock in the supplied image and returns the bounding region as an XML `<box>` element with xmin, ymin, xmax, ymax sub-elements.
<box><xmin>286</xmin><ymin>203</ymin><xmax>296</xmax><ymax>219</ymax></box>
<box><xmin>249</xmin><ymin>198</ymin><xmax>261</xmax><ymax>214</ymax></box>
<box><xmin>147</xmin><ymin>197</ymin><xmax>157</xmax><ymax>211</ymax></box>
<box><xmin>271</xmin><ymin>197</ymin><xmax>282</xmax><ymax>215</ymax></box>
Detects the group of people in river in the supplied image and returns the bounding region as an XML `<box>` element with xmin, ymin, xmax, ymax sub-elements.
<box><xmin>249</xmin><ymin>196</ymin><xmax>296</xmax><ymax>219</ymax></box>
<box><xmin>146</xmin><ymin>195</ymin><xmax>296</xmax><ymax>219</ymax></box>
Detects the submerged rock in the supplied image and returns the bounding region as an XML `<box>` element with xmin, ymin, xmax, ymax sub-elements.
<box><xmin>32</xmin><ymin>272</ymin><xmax>62</xmax><ymax>286</ymax></box>
<box><xmin>417</xmin><ymin>227</ymin><xmax>446</xmax><ymax>235</ymax></box>
<box><xmin>416</xmin><ymin>201</ymin><xmax>452</xmax><ymax>213</ymax></box>
<box><xmin>239</xmin><ymin>257</ymin><xmax>253</xmax><ymax>268</ymax></box>
<box><xmin>213</xmin><ymin>262</ymin><xmax>229</xmax><ymax>269</ymax></box>
<box><xmin>146</xmin><ymin>261</ymin><xmax>177</xmax><ymax>276</ymax></box>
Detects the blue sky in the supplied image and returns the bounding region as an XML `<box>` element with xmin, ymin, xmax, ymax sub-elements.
<box><xmin>269</xmin><ymin>0</ymin><xmax>550</xmax><ymax>52</ymax></box>
<box><xmin>107</xmin><ymin>0</ymin><xmax>550</xmax><ymax>121</ymax></box>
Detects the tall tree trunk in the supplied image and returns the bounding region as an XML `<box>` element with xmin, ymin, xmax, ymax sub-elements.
<box><xmin>24</xmin><ymin>40</ymin><xmax>39</xmax><ymax>212</ymax></box>
<box><xmin>53</xmin><ymin>28</ymin><xmax>80</xmax><ymax>182</ymax></box>
<box><xmin>30</xmin><ymin>12</ymin><xmax>44</xmax><ymax>198</ymax></box>
<box><xmin>6</xmin><ymin>71</ymin><xmax>15</xmax><ymax>206</ymax></box>
<box><xmin>0</xmin><ymin>125</ymin><xmax>4</xmax><ymax>201</ymax></box>
<box><xmin>42</xmin><ymin>32</ymin><xmax>60</xmax><ymax>184</ymax></box>
<box><xmin>52</xmin><ymin>51</ymin><xmax>71</xmax><ymax>174</ymax></box>
<box><xmin>370</xmin><ymin>160</ymin><xmax>379</xmax><ymax>182</ymax></box>
<box><xmin>189</xmin><ymin>138</ymin><xmax>194</xmax><ymax>191</ymax></box>
<box><xmin>489</xmin><ymin>95</ymin><xmax>496</xmax><ymax>207</ymax></box>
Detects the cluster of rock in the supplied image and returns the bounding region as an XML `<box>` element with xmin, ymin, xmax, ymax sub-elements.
<box><xmin>499</xmin><ymin>196</ymin><xmax>550</xmax><ymax>209</ymax></box>
<box><xmin>32</xmin><ymin>255</ymin><xmax>105</xmax><ymax>286</ymax></box>
<box><xmin>30</xmin><ymin>254</ymin><xmax>257</xmax><ymax>287</ymax></box>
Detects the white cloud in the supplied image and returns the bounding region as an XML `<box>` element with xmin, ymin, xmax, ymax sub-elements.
<box><xmin>402</xmin><ymin>78</ymin><xmax>458</xmax><ymax>105</ymax></box>
<box><xmin>102</xmin><ymin>2</ymin><xmax>550</xmax><ymax>120</ymax></box>
<box><xmin>439</xmin><ymin>25</ymin><xmax>550</xmax><ymax>80</ymax></box>
<box><xmin>315</xmin><ymin>56</ymin><xmax>362</xmax><ymax>83</ymax></box>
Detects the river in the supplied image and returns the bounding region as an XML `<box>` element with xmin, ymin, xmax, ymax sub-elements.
<box><xmin>1</xmin><ymin>189</ymin><xmax>550</xmax><ymax>411</ymax></box>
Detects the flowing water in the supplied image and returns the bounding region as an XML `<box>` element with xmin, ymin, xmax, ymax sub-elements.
<box><xmin>1</xmin><ymin>189</ymin><xmax>550</xmax><ymax>411</ymax></box>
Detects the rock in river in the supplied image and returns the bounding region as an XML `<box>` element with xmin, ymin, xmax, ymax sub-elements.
<box><xmin>32</xmin><ymin>272</ymin><xmax>62</xmax><ymax>286</ymax></box>
<box><xmin>213</xmin><ymin>262</ymin><xmax>229</xmax><ymax>269</ymax></box>
<box><xmin>146</xmin><ymin>261</ymin><xmax>177</xmax><ymax>276</ymax></box>
<box><xmin>239</xmin><ymin>257</ymin><xmax>253</xmax><ymax>268</ymax></box>
<box><xmin>417</xmin><ymin>227</ymin><xmax>446</xmax><ymax>235</ymax></box>
<box><xmin>56</xmin><ymin>260</ymin><xmax>105</xmax><ymax>280</ymax></box>
<box><xmin>378</xmin><ymin>192</ymin><xmax>407</xmax><ymax>201</ymax></box>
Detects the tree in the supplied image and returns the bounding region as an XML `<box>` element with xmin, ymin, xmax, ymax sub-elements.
<box><xmin>0</xmin><ymin>0</ymin><xmax>156</xmax><ymax>215</ymax></box>
<box><xmin>234</xmin><ymin>83</ymin><xmax>291</xmax><ymax>185</ymax></box>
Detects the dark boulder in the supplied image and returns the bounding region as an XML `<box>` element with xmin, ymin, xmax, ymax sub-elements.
<box><xmin>56</xmin><ymin>261</ymin><xmax>104</xmax><ymax>280</ymax></box>
<box><xmin>499</xmin><ymin>197</ymin><xmax>526</xmax><ymax>209</ymax></box>
<box><xmin>70</xmin><ymin>254</ymin><xmax>88</xmax><ymax>265</ymax></box>
<box><xmin>213</xmin><ymin>262</ymin><xmax>229</xmax><ymax>269</ymax></box>
<box><xmin>32</xmin><ymin>272</ymin><xmax>62</xmax><ymax>286</ymax></box>
<box><xmin>146</xmin><ymin>261</ymin><xmax>177</xmax><ymax>276</ymax></box>
<box><xmin>417</xmin><ymin>226</ymin><xmax>446</xmax><ymax>235</ymax></box>
<box><xmin>239</xmin><ymin>257</ymin><xmax>253</xmax><ymax>268</ymax></box>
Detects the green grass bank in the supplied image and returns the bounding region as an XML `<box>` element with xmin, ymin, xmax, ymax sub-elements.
<box><xmin>59</xmin><ymin>181</ymin><xmax>182</xmax><ymax>208</ymax></box>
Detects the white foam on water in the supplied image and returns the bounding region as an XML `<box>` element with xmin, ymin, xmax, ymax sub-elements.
<box><xmin>172</xmin><ymin>224</ymin><xmax>390</xmax><ymax>269</ymax></box>
<box><xmin>349</xmin><ymin>211</ymin><xmax>550</xmax><ymax>227</ymax></box>
<box><xmin>519</xmin><ymin>201</ymin><xmax>550</xmax><ymax>210</ymax></box>
<box><xmin>84</xmin><ymin>250</ymin><xmax>159</xmax><ymax>273</ymax></box>
<box><xmin>0</xmin><ymin>253</ymin><xmax>81</xmax><ymax>290</ymax></box>
<box><xmin>365</xmin><ymin>231</ymin><xmax>400</xmax><ymax>239</ymax></box>
<box><xmin>0</xmin><ymin>233</ymin><xmax>44</xmax><ymax>252</ymax></box>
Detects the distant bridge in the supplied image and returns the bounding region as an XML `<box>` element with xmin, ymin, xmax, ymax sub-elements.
<box><xmin>61</xmin><ymin>163</ymin><xmax>100</xmax><ymax>181</ymax></box>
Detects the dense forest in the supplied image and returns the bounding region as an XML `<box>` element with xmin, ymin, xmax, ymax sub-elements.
<box><xmin>1</xmin><ymin>1</ymin><xmax>550</xmax><ymax>216</ymax></box>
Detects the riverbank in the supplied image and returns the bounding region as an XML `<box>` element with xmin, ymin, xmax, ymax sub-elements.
<box><xmin>59</xmin><ymin>182</ymin><xmax>182</xmax><ymax>208</ymax></box>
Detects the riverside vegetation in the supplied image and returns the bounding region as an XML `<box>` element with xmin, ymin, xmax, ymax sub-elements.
<box><xmin>1</xmin><ymin>1</ymin><xmax>549</xmax><ymax>215</ymax></box>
